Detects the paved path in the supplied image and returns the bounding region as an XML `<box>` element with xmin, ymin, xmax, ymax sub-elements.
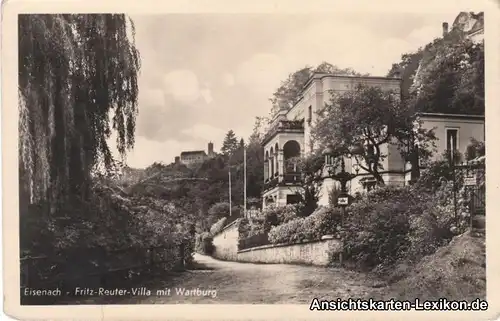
<box><xmin>70</xmin><ymin>254</ymin><xmax>387</xmax><ymax>304</ymax></box>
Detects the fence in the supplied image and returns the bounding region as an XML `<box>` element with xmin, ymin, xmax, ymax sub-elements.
<box><xmin>453</xmin><ymin>160</ymin><xmax>485</xmax><ymax>231</ymax></box>
<box><xmin>20</xmin><ymin>242</ymin><xmax>189</xmax><ymax>304</ymax></box>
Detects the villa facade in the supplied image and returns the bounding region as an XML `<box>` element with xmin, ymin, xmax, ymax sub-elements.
<box><xmin>260</xmin><ymin>12</ymin><xmax>485</xmax><ymax>209</ymax></box>
<box><xmin>260</xmin><ymin>73</ymin><xmax>485</xmax><ymax>209</ymax></box>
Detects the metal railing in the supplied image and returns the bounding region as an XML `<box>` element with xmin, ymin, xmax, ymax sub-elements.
<box><xmin>261</xmin><ymin>119</ymin><xmax>304</xmax><ymax>145</ymax></box>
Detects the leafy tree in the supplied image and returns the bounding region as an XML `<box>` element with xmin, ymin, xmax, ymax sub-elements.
<box><xmin>249</xmin><ymin>116</ymin><xmax>269</xmax><ymax>145</ymax></box>
<box><xmin>289</xmin><ymin>151</ymin><xmax>324</xmax><ymax>217</ymax></box>
<box><xmin>410</xmin><ymin>35</ymin><xmax>484</xmax><ymax>115</ymax></box>
<box><xmin>269</xmin><ymin>62</ymin><xmax>367</xmax><ymax>117</ymax></box>
<box><xmin>18</xmin><ymin>14</ymin><xmax>141</xmax><ymax>254</ymax></box>
<box><xmin>19</xmin><ymin>14</ymin><xmax>140</xmax><ymax>212</ymax></box>
<box><xmin>387</xmin><ymin>50</ymin><xmax>424</xmax><ymax>99</ymax></box>
<box><xmin>221</xmin><ymin>130</ymin><xmax>239</xmax><ymax>156</ymax></box>
<box><xmin>312</xmin><ymin>84</ymin><xmax>435</xmax><ymax>185</ymax></box>
<box><xmin>465</xmin><ymin>138</ymin><xmax>485</xmax><ymax>161</ymax></box>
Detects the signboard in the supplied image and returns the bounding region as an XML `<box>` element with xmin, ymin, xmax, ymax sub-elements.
<box><xmin>338</xmin><ymin>196</ymin><xmax>349</xmax><ymax>206</ymax></box>
<box><xmin>464</xmin><ymin>175</ymin><xmax>477</xmax><ymax>186</ymax></box>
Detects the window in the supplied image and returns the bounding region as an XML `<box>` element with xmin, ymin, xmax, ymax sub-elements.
<box><xmin>307</xmin><ymin>106</ymin><xmax>312</xmax><ymax>123</ymax></box>
<box><xmin>446</xmin><ymin>128</ymin><xmax>459</xmax><ymax>154</ymax></box>
<box><xmin>286</xmin><ymin>194</ymin><xmax>301</xmax><ymax>205</ymax></box>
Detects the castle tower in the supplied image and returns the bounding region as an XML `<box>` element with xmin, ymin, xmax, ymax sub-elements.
<box><xmin>442</xmin><ymin>22</ymin><xmax>449</xmax><ymax>37</ymax></box>
<box><xmin>208</xmin><ymin>141</ymin><xmax>214</xmax><ymax>157</ymax></box>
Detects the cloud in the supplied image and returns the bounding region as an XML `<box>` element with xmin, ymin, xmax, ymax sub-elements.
<box><xmin>120</xmin><ymin>12</ymin><xmax>460</xmax><ymax>168</ymax></box>
<box><xmin>163</xmin><ymin>69</ymin><xmax>201</xmax><ymax>104</ymax></box>
<box><xmin>200</xmin><ymin>88</ymin><xmax>213</xmax><ymax>104</ymax></box>
<box><xmin>222</xmin><ymin>72</ymin><xmax>235</xmax><ymax>86</ymax></box>
<box><xmin>125</xmin><ymin>137</ymin><xmax>198</xmax><ymax>168</ymax></box>
<box><xmin>135</xmin><ymin>93</ymin><xmax>204</xmax><ymax>143</ymax></box>
<box><xmin>138</xmin><ymin>88</ymin><xmax>165</xmax><ymax>108</ymax></box>
<box><xmin>181</xmin><ymin>123</ymin><xmax>227</xmax><ymax>147</ymax></box>
<box><xmin>235</xmin><ymin>53</ymin><xmax>287</xmax><ymax>96</ymax></box>
<box><xmin>234</xmin><ymin>16</ymin><xmax>451</xmax><ymax>91</ymax></box>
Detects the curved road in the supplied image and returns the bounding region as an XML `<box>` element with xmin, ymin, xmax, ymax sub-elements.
<box><xmin>71</xmin><ymin>254</ymin><xmax>387</xmax><ymax>304</ymax></box>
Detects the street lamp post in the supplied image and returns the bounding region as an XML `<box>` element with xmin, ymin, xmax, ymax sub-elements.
<box><xmin>322</xmin><ymin>145</ymin><xmax>360</xmax><ymax>266</ymax></box>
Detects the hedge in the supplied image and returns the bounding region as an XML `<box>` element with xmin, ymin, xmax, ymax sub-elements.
<box><xmin>268</xmin><ymin>206</ymin><xmax>342</xmax><ymax>244</ymax></box>
<box><xmin>238</xmin><ymin>233</ymin><xmax>271</xmax><ymax>250</ymax></box>
<box><xmin>209</xmin><ymin>217</ymin><xmax>227</xmax><ymax>236</ymax></box>
<box><xmin>195</xmin><ymin>232</ymin><xmax>214</xmax><ymax>255</ymax></box>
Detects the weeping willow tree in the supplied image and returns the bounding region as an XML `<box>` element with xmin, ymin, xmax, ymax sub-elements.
<box><xmin>18</xmin><ymin>14</ymin><xmax>141</xmax><ymax>241</ymax></box>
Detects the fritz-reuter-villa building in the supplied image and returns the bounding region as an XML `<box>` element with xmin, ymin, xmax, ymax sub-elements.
<box><xmin>260</xmin><ymin>13</ymin><xmax>485</xmax><ymax>209</ymax></box>
<box><xmin>261</xmin><ymin>73</ymin><xmax>403</xmax><ymax>209</ymax></box>
<box><xmin>261</xmin><ymin>71</ymin><xmax>485</xmax><ymax>209</ymax></box>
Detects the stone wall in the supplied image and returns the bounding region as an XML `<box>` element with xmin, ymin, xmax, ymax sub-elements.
<box><xmin>236</xmin><ymin>236</ymin><xmax>342</xmax><ymax>266</ymax></box>
<box><xmin>212</xmin><ymin>221</ymin><xmax>239</xmax><ymax>261</ymax></box>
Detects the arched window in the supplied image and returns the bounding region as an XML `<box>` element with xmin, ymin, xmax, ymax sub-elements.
<box><xmin>270</xmin><ymin>147</ymin><xmax>275</xmax><ymax>177</ymax></box>
<box><xmin>283</xmin><ymin>140</ymin><xmax>301</xmax><ymax>172</ymax></box>
<box><xmin>283</xmin><ymin>140</ymin><xmax>301</xmax><ymax>183</ymax></box>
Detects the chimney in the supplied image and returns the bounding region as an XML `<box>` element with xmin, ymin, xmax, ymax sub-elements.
<box><xmin>442</xmin><ymin>22</ymin><xmax>449</xmax><ymax>37</ymax></box>
<box><xmin>208</xmin><ymin>142</ymin><xmax>214</xmax><ymax>155</ymax></box>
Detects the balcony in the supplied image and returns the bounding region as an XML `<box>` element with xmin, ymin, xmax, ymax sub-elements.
<box><xmin>283</xmin><ymin>172</ymin><xmax>301</xmax><ymax>184</ymax></box>
<box><xmin>263</xmin><ymin>171</ymin><xmax>302</xmax><ymax>192</ymax></box>
<box><xmin>261</xmin><ymin>119</ymin><xmax>304</xmax><ymax>146</ymax></box>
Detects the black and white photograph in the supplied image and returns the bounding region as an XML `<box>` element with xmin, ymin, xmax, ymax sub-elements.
<box><xmin>3</xmin><ymin>1</ymin><xmax>497</xmax><ymax>319</ymax></box>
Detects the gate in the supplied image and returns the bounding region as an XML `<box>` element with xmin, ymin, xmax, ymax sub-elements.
<box><xmin>454</xmin><ymin>160</ymin><xmax>485</xmax><ymax>232</ymax></box>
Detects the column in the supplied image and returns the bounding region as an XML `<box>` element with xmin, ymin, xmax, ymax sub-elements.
<box><xmin>270</xmin><ymin>156</ymin><xmax>274</xmax><ymax>179</ymax></box>
<box><xmin>264</xmin><ymin>160</ymin><xmax>269</xmax><ymax>182</ymax></box>
<box><xmin>277</xmin><ymin>149</ymin><xmax>284</xmax><ymax>181</ymax></box>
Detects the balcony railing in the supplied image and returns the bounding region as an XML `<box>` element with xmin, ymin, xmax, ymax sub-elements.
<box><xmin>263</xmin><ymin>171</ymin><xmax>302</xmax><ymax>192</ymax></box>
<box><xmin>283</xmin><ymin>172</ymin><xmax>301</xmax><ymax>184</ymax></box>
<box><xmin>261</xmin><ymin>119</ymin><xmax>304</xmax><ymax>145</ymax></box>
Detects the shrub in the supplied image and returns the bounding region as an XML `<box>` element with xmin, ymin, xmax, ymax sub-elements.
<box><xmin>209</xmin><ymin>217</ymin><xmax>227</xmax><ymax>236</ymax></box>
<box><xmin>268</xmin><ymin>206</ymin><xmax>342</xmax><ymax>244</ymax></box>
<box><xmin>328</xmin><ymin>185</ymin><xmax>342</xmax><ymax>207</ymax></box>
<box><xmin>268</xmin><ymin>217</ymin><xmax>305</xmax><ymax>244</ymax></box>
<box><xmin>237</xmin><ymin>205</ymin><xmax>298</xmax><ymax>241</ymax></box>
<box><xmin>262</xmin><ymin>204</ymin><xmax>299</xmax><ymax>225</ymax></box>
<box><xmin>236</xmin><ymin>214</ymin><xmax>277</xmax><ymax>250</ymax></box>
<box><xmin>416</xmin><ymin>160</ymin><xmax>455</xmax><ymax>192</ymax></box>
<box><xmin>343</xmin><ymin>200</ymin><xmax>413</xmax><ymax>269</ymax></box>
<box><xmin>208</xmin><ymin>202</ymin><xmax>231</xmax><ymax>219</ymax></box>
<box><xmin>195</xmin><ymin>232</ymin><xmax>214</xmax><ymax>255</ymax></box>
<box><xmin>465</xmin><ymin>138</ymin><xmax>485</xmax><ymax>161</ymax></box>
<box><xmin>238</xmin><ymin>233</ymin><xmax>271</xmax><ymax>250</ymax></box>
<box><xmin>343</xmin><ymin>183</ymin><xmax>466</xmax><ymax>270</ymax></box>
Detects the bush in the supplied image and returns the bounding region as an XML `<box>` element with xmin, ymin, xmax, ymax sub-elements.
<box><xmin>343</xmin><ymin>184</ymin><xmax>465</xmax><ymax>270</ymax></box>
<box><xmin>260</xmin><ymin>204</ymin><xmax>300</xmax><ymax>225</ymax></box>
<box><xmin>268</xmin><ymin>206</ymin><xmax>342</xmax><ymax>244</ymax></box>
<box><xmin>237</xmin><ymin>205</ymin><xmax>298</xmax><ymax>241</ymax></box>
<box><xmin>208</xmin><ymin>202</ymin><xmax>231</xmax><ymax>219</ymax></box>
<box><xmin>236</xmin><ymin>214</ymin><xmax>279</xmax><ymax>250</ymax></box>
<box><xmin>238</xmin><ymin>233</ymin><xmax>271</xmax><ymax>250</ymax></box>
<box><xmin>465</xmin><ymin>138</ymin><xmax>485</xmax><ymax>161</ymax></box>
<box><xmin>209</xmin><ymin>217</ymin><xmax>227</xmax><ymax>236</ymax></box>
<box><xmin>195</xmin><ymin>232</ymin><xmax>214</xmax><ymax>255</ymax></box>
<box><xmin>343</xmin><ymin>199</ymin><xmax>413</xmax><ymax>268</ymax></box>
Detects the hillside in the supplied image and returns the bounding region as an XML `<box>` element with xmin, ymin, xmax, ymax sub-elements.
<box><xmin>382</xmin><ymin>231</ymin><xmax>486</xmax><ymax>301</ymax></box>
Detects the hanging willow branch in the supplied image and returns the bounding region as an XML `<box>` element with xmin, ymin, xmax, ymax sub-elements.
<box><xmin>18</xmin><ymin>14</ymin><xmax>141</xmax><ymax>211</ymax></box>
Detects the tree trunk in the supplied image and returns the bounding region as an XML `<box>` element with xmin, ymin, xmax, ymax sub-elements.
<box><xmin>410</xmin><ymin>145</ymin><xmax>421</xmax><ymax>182</ymax></box>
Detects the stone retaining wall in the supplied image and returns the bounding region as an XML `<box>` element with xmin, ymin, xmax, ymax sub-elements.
<box><xmin>236</xmin><ymin>236</ymin><xmax>342</xmax><ymax>266</ymax></box>
<box><xmin>212</xmin><ymin>221</ymin><xmax>239</xmax><ymax>261</ymax></box>
<box><xmin>212</xmin><ymin>222</ymin><xmax>342</xmax><ymax>266</ymax></box>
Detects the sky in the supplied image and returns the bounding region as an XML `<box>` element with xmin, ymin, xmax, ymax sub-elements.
<box><xmin>113</xmin><ymin>11</ymin><xmax>460</xmax><ymax>168</ymax></box>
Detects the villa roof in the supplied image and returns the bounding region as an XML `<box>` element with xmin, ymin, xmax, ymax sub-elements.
<box><xmin>416</xmin><ymin>112</ymin><xmax>484</xmax><ymax>120</ymax></box>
